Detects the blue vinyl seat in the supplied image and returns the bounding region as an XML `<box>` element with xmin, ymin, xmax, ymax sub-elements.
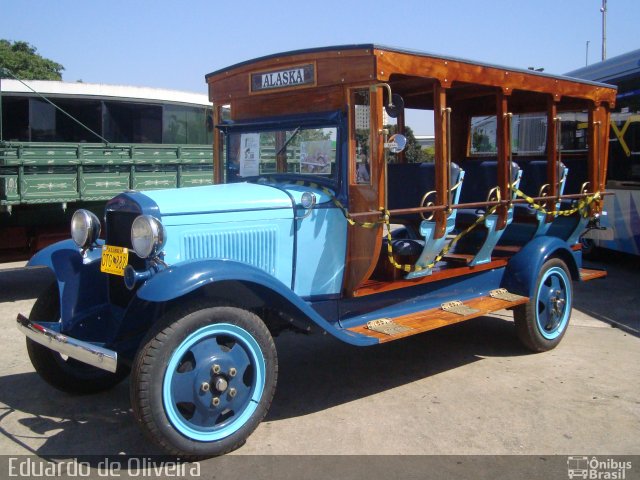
<box><xmin>454</xmin><ymin>160</ymin><xmax>522</xmax><ymax>265</ymax></box>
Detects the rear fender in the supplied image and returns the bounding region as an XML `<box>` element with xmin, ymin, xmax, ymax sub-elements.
<box><xmin>502</xmin><ymin>236</ymin><xmax>580</xmax><ymax>298</ymax></box>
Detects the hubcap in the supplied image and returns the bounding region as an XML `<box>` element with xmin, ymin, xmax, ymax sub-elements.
<box><xmin>162</xmin><ymin>323</ymin><xmax>266</xmax><ymax>441</ymax></box>
<box><xmin>536</xmin><ymin>267</ymin><xmax>571</xmax><ymax>340</ymax></box>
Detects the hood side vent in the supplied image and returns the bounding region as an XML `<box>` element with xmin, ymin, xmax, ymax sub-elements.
<box><xmin>182</xmin><ymin>227</ymin><xmax>278</xmax><ymax>275</ymax></box>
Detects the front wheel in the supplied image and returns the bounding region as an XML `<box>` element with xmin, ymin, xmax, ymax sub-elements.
<box><xmin>130</xmin><ymin>304</ymin><xmax>277</xmax><ymax>458</ymax></box>
<box><xmin>514</xmin><ymin>258</ymin><xmax>573</xmax><ymax>352</ymax></box>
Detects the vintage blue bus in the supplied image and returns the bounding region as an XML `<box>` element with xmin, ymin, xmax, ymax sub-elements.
<box><xmin>16</xmin><ymin>45</ymin><xmax>616</xmax><ymax>457</ymax></box>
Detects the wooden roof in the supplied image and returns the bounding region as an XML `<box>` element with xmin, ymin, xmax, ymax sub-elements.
<box><xmin>206</xmin><ymin>44</ymin><xmax>617</xmax><ymax>107</ymax></box>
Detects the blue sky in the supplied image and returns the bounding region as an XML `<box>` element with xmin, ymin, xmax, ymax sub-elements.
<box><xmin>2</xmin><ymin>0</ymin><xmax>638</xmax><ymax>134</ymax></box>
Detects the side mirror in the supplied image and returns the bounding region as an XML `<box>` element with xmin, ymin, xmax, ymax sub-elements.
<box><xmin>385</xmin><ymin>93</ymin><xmax>405</xmax><ymax>118</ymax></box>
<box><xmin>385</xmin><ymin>134</ymin><xmax>407</xmax><ymax>154</ymax></box>
<box><xmin>295</xmin><ymin>191</ymin><xmax>317</xmax><ymax>220</ymax></box>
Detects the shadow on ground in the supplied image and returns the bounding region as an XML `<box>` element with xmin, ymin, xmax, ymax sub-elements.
<box><xmin>0</xmin><ymin>266</ymin><xmax>53</xmax><ymax>302</ymax></box>
<box><xmin>577</xmin><ymin>249</ymin><xmax>640</xmax><ymax>335</ymax></box>
<box><xmin>0</xmin><ymin>316</ymin><xmax>525</xmax><ymax>457</ymax></box>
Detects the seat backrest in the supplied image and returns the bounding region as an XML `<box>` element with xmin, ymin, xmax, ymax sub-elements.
<box><xmin>560</xmin><ymin>156</ymin><xmax>588</xmax><ymax>194</ymax></box>
<box><xmin>518</xmin><ymin>159</ymin><xmax>569</xmax><ymax>196</ymax></box>
<box><xmin>387</xmin><ymin>162</ymin><xmax>464</xmax><ymax>212</ymax></box>
<box><xmin>519</xmin><ymin>160</ymin><xmax>547</xmax><ymax>196</ymax></box>
<box><xmin>458</xmin><ymin>160</ymin><xmax>520</xmax><ymax>203</ymax></box>
<box><xmin>387</xmin><ymin>162</ymin><xmax>436</xmax><ymax>211</ymax></box>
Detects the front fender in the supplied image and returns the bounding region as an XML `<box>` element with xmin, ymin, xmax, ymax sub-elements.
<box><xmin>27</xmin><ymin>239</ymin><xmax>108</xmax><ymax>324</ymax></box>
<box><xmin>135</xmin><ymin>260</ymin><xmax>376</xmax><ymax>346</ymax></box>
<box><xmin>502</xmin><ymin>236</ymin><xmax>580</xmax><ymax>298</ymax></box>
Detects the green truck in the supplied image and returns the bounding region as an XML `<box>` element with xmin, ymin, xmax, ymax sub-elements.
<box><xmin>0</xmin><ymin>80</ymin><xmax>214</xmax><ymax>259</ymax></box>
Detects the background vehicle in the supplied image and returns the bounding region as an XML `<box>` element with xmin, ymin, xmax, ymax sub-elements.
<box><xmin>0</xmin><ymin>80</ymin><xmax>213</xmax><ymax>261</ymax></box>
<box><xmin>16</xmin><ymin>45</ymin><xmax>615</xmax><ymax>457</ymax></box>
<box><xmin>566</xmin><ymin>48</ymin><xmax>640</xmax><ymax>256</ymax></box>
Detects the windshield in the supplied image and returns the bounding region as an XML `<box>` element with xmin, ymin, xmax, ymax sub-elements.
<box><xmin>226</xmin><ymin>126</ymin><xmax>338</xmax><ymax>184</ymax></box>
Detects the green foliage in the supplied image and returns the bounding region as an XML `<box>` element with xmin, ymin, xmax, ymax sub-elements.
<box><xmin>385</xmin><ymin>124</ymin><xmax>432</xmax><ymax>162</ymax></box>
<box><xmin>422</xmin><ymin>145</ymin><xmax>435</xmax><ymax>162</ymax></box>
<box><xmin>472</xmin><ymin>129</ymin><xmax>494</xmax><ymax>152</ymax></box>
<box><xmin>0</xmin><ymin>40</ymin><xmax>64</xmax><ymax>80</ymax></box>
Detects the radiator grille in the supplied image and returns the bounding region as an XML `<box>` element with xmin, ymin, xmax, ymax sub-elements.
<box><xmin>182</xmin><ymin>227</ymin><xmax>278</xmax><ymax>274</ymax></box>
<box><xmin>105</xmin><ymin>210</ymin><xmax>145</xmax><ymax>308</ymax></box>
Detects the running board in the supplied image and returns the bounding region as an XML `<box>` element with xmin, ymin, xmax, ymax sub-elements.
<box><xmin>579</xmin><ymin>268</ymin><xmax>607</xmax><ymax>282</ymax></box>
<box><xmin>348</xmin><ymin>293</ymin><xmax>529</xmax><ymax>343</ymax></box>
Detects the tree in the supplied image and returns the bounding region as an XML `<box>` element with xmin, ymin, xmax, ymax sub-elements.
<box><xmin>0</xmin><ymin>40</ymin><xmax>64</xmax><ymax>80</ymax></box>
<box><xmin>385</xmin><ymin>124</ymin><xmax>431</xmax><ymax>162</ymax></box>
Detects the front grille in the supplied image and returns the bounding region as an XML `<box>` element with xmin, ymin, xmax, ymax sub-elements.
<box><xmin>105</xmin><ymin>210</ymin><xmax>145</xmax><ymax>308</ymax></box>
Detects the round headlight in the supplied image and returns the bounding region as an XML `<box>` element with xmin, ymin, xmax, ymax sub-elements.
<box><xmin>71</xmin><ymin>209</ymin><xmax>101</xmax><ymax>249</ymax></box>
<box><xmin>131</xmin><ymin>215</ymin><xmax>166</xmax><ymax>259</ymax></box>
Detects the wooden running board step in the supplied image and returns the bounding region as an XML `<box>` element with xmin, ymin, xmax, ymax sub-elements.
<box><xmin>348</xmin><ymin>291</ymin><xmax>530</xmax><ymax>343</ymax></box>
<box><xmin>579</xmin><ymin>268</ymin><xmax>607</xmax><ymax>281</ymax></box>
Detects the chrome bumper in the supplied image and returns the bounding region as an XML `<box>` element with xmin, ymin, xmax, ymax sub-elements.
<box><xmin>16</xmin><ymin>314</ymin><xmax>118</xmax><ymax>373</ymax></box>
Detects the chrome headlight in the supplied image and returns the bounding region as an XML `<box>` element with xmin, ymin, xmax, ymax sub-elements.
<box><xmin>131</xmin><ymin>215</ymin><xmax>166</xmax><ymax>259</ymax></box>
<box><xmin>71</xmin><ymin>209</ymin><xmax>101</xmax><ymax>250</ymax></box>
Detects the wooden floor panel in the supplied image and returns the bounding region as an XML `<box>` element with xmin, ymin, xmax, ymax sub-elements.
<box><xmin>579</xmin><ymin>268</ymin><xmax>607</xmax><ymax>281</ymax></box>
<box><xmin>355</xmin><ymin>258</ymin><xmax>508</xmax><ymax>297</ymax></box>
<box><xmin>348</xmin><ymin>294</ymin><xmax>529</xmax><ymax>343</ymax></box>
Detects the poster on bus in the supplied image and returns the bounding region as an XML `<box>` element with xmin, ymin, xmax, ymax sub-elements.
<box><xmin>239</xmin><ymin>133</ymin><xmax>260</xmax><ymax>177</ymax></box>
<box><xmin>300</xmin><ymin>140</ymin><xmax>332</xmax><ymax>174</ymax></box>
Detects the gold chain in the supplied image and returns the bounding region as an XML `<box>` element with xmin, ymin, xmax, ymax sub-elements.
<box><xmin>290</xmin><ymin>178</ymin><xmax>600</xmax><ymax>274</ymax></box>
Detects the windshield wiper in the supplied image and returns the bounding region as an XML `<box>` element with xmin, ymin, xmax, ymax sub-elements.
<box><xmin>275</xmin><ymin>127</ymin><xmax>301</xmax><ymax>157</ymax></box>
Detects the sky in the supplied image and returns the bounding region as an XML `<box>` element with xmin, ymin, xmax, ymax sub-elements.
<box><xmin>1</xmin><ymin>0</ymin><xmax>638</xmax><ymax>134</ymax></box>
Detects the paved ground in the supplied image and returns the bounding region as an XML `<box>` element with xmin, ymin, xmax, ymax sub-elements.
<box><xmin>0</xmin><ymin>253</ymin><xmax>638</xmax><ymax>461</ymax></box>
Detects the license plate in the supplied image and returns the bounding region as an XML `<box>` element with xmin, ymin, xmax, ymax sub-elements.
<box><xmin>100</xmin><ymin>245</ymin><xmax>129</xmax><ymax>276</ymax></box>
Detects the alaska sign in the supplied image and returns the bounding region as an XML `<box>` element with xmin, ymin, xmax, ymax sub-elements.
<box><xmin>251</xmin><ymin>64</ymin><xmax>315</xmax><ymax>93</ymax></box>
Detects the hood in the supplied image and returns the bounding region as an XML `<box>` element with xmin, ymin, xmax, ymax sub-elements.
<box><xmin>141</xmin><ymin>183</ymin><xmax>293</xmax><ymax>216</ymax></box>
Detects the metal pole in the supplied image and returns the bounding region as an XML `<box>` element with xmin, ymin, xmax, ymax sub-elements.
<box><xmin>586</xmin><ymin>40</ymin><xmax>590</xmax><ymax>66</ymax></box>
<box><xmin>601</xmin><ymin>0</ymin><xmax>607</xmax><ymax>61</ymax></box>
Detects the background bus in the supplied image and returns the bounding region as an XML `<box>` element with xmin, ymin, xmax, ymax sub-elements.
<box><xmin>566</xmin><ymin>49</ymin><xmax>640</xmax><ymax>256</ymax></box>
<box><xmin>0</xmin><ymin>80</ymin><xmax>213</xmax><ymax>261</ymax></box>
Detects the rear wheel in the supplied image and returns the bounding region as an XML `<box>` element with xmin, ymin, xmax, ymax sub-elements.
<box><xmin>26</xmin><ymin>282</ymin><xmax>129</xmax><ymax>394</ymax></box>
<box><xmin>580</xmin><ymin>237</ymin><xmax>600</xmax><ymax>260</ymax></box>
<box><xmin>514</xmin><ymin>258</ymin><xmax>573</xmax><ymax>352</ymax></box>
<box><xmin>130</xmin><ymin>304</ymin><xmax>277</xmax><ymax>458</ymax></box>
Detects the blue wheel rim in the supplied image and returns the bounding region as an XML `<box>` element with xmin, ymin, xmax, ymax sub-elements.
<box><xmin>162</xmin><ymin>323</ymin><xmax>266</xmax><ymax>442</ymax></box>
<box><xmin>535</xmin><ymin>266</ymin><xmax>571</xmax><ymax>340</ymax></box>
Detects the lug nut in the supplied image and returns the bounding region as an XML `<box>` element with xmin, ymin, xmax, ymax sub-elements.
<box><xmin>211</xmin><ymin>397</ymin><xmax>220</xmax><ymax>407</ymax></box>
<box><xmin>211</xmin><ymin>364</ymin><xmax>221</xmax><ymax>375</ymax></box>
<box><xmin>229</xmin><ymin>367</ymin><xmax>237</xmax><ymax>377</ymax></box>
<box><xmin>200</xmin><ymin>382</ymin><xmax>210</xmax><ymax>392</ymax></box>
<box><xmin>229</xmin><ymin>388</ymin><xmax>237</xmax><ymax>398</ymax></box>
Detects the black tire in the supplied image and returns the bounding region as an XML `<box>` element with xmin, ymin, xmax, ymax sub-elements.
<box><xmin>130</xmin><ymin>303</ymin><xmax>277</xmax><ymax>458</ymax></box>
<box><xmin>580</xmin><ymin>237</ymin><xmax>600</xmax><ymax>260</ymax></box>
<box><xmin>514</xmin><ymin>258</ymin><xmax>573</xmax><ymax>352</ymax></box>
<box><xmin>26</xmin><ymin>282</ymin><xmax>130</xmax><ymax>394</ymax></box>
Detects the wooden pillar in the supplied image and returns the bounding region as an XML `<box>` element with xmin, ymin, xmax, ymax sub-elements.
<box><xmin>433</xmin><ymin>83</ymin><xmax>449</xmax><ymax>239</ymax></box>
<box><xmin>545</xmin><ymin>98</ymin><xmax>559</xmax><ymax>217</ymax></box>
<box><xmin>587</xmin><ymin>102</ymin><xmax>609</xmax><ymax>214</ymax></box>
<box><xmin>275</xmin><ymin>131</ymin><xmax>287</xmax><ymax>173</ymax></box>
<box><xmin>343</xmin><ymin>86</ymin><xmax>384</xmax><ymax>294</ymax></box>
<box><xmin>213</xmin><ymin>104</ymin><xmax>223</xmax><ymax>184</ymax></box>
<box><xmin>495</xmin><ymin>91</ymin><xmax>511</xmax><ymax>230</ymax></box>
